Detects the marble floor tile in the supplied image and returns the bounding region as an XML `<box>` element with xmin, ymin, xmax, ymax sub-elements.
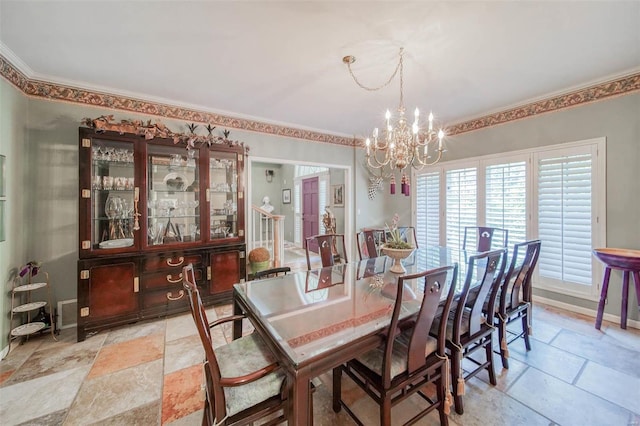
<box><xmin>88</xmin><ymin>332</ymin><xmax>164</xmax><ymax>379</ymax></box>
<box><xmin>4</xmin><ymin>335</ymin><xmax>103</xmax><ymax>385</ymax></box>
<box><xmin>528</xmin><ymin>318</ymin><xmax>562</xmax><ymax>344</ymax></box>
<box><xmin>533</xmin><ymin>305</ymin><xmax>604</xmax><ymax>339</ymax></box>
<box><xmin>165</xmin><ymin>312</ymin><xmax>198</xmax><ymax>342</ymax></box>
<box><xmin>17</xmin><ymin>409</ymin><xmax>68</xmax><ymax>426</ymax></box>
<box><xmin>165</xmin><ymin>408</ymin><xmax>204</xmax><ymax>426</ymax></box>
<box><xmin>466</xmin><ymin>356</ymin><xmax>529</xmax><ymax>392</ymax></box>
<box><xmin>64</xmin><ymin>359</ymin><xmax>163</xmax><ymax>425</ymax></box>
<box><xmin>164</xmin><ymin>333</ymin><xmax>203</xmax><ymax>375</ymax></box>
<box><xmin>599</xmin><ymin>324</ymin><xmax>640</xmax><ymax>352</ymax></box>
<box><xmin>576</xmin><ymin>361</ymin><xmax>640</xmax><ymax>414</ymax></box>
<box><xmin>0</xmin><ymin>366</ymin><xmax>89</xmax><ymax>425</ymax></box>
<box><xmin>161</xmin><ymin>364</ymin><xmax>205</xmax><ymax>424</ymax></box>
<box><xmin>448</xmin><ymin>377</ymin><xmax>551</xmax><ymax>426</ymax></box>
<box><xmin>551</xmin><ymin>329</ymin><xmax>640</xmax><ymax>378</ymax></box>
<box><xmin>507</xmin><ymin>367</ymin><xmax>633</xmax><ymax>426</ymax></box>
<box><xmin>103</xmin><ymin>319</ymin><xmax>167</xmax><ymax>346</ymax></box>
<box><xmin>91</xmin><ymin>401</ymin><xmax>161</xmax><ymax>425</ymax></box>
<box><xmin>1</xmin><ymin>333</ymin><xmax>46</xmax><ymax>382</ymax></box>
<box><xmin>508</xmin><ymin>337</ymin><xmax>586</xmax><ymax>383</ymax></box>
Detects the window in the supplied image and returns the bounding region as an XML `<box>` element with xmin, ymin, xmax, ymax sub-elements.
<box><xmin>445</xmin><ymin>167</ymin><xmax>477</xmax><ymax>250</ymax></box>
<box><xmin>413</xmin><ymin>138</ymin><xmax>605</xmax><ymax>299</ymax></box>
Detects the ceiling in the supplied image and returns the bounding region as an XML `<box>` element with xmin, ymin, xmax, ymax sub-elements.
<box><xmin>1</xmin><ymin>1</ymin><xmax>639</xmax><ymax>138</ymax></box>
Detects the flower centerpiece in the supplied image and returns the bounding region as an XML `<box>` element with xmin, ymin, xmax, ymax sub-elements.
<box><xmin>248</xmin><ymin>247</ymin><xmax>271</xmax><ymax>274</ymax></box>
<box><xmin>19</xmin><ymin>260</ymin><xmax>41</xmax><ymax>283</ymax></box>
<box><xmin>382</xmin><ymin>214</ymin><xmax>415</xmax><ymax>273</ymax></box>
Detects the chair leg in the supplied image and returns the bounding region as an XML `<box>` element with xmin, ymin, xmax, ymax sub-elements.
<box><xmin>435</xmin><ymin>373</ymin><xmax>449</xmax><ymax>426</ymax></box>
<box><xmin>332</xmin><ymin>366</ymin><xmax>342</xmax><ymax>413</ymax></box>
<box><xmin>451</xmin><ymin>350</ymin><xmax>464</xmax><ymax>415</ymax></box>
<box><xmin>380</xmin><ymin>393</ymin><xmax>392</xmax><ymax>426</ymax></box>
<box><xmin>309</xmin><ymin>383</ymin><xmax>314</xmax><ymax>426</ymax></box>
<box><xmin>522</xmin><ymin>311</ymin><xmax>532</xmax><ymax>351</ymax></box>
<box><xmin>485</xmin><ymin>336</ymin><xmax>497</xmax><ymax>385</ymax></box>
<box><xmin>498</xmin><ymin>319</ymin><xmax>509</xmax><ymax>369</ymax></box>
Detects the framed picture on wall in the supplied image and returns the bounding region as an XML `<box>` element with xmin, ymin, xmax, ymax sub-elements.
<box><xmin>332</xmin><ymin>184</ymin><xmax>344</xmax><ymax>207</ymax></box>
<box><xmin>282</xmin><ymin>188</ymin><xmax>291</xmax><ymax>204</ymax></box>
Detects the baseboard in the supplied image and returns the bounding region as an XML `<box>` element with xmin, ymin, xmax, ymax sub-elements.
<box><xmin>534</xmin><ymin>295</ymin><xmax>640</xmax><ymax>330</ymax></box>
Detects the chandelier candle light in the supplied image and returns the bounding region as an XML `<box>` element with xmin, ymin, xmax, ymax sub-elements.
<box><xmin>343</xmin><ymin>48</ymin><xmax>445</xmax><ymax>196</ymax></box>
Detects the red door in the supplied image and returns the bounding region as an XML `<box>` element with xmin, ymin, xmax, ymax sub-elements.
<box><xmin>302</xmin><ymin>177</ymin><xmax>319</xmax><ymax>252</ymax></box>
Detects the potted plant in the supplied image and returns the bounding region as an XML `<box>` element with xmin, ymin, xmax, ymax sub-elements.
<box><xmin>382</xmin><ymin>214</ymin><xmax>415</xmax><ymax>273</ymax></box>
<box><xmin>248</xmin><ymin>247</ymin><xmax>271</xmax><ymax>274</ymax></box>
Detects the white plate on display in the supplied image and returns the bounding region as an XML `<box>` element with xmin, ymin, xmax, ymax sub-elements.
<box><xmin>11</xmin><ymin>322</ymin><xmax>46</xmax><ymax>336</ymax></box>
<box><xmin>99</xmin><ymin>238</ymin><xmax>134</xmax><ymax>249</ymax></box>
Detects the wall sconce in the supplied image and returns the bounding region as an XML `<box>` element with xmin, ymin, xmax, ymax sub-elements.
<box><xmin>265</xmin><ymin>169</ymin><xmax>274</xmax><ymax>183</ymax></box>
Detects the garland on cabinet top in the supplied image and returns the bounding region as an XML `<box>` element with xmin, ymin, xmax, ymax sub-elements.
<box><xmin>81</xmin><ymin>115</ymin><xmax>248</xmax><ymax>152</ymax></box>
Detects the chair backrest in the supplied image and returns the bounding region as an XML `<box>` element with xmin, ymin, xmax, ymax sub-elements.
<box><xmin>387</xmin><ymin>226</ymin><xmax>419</xmax><ymax>248</ymax></box>
<box><xmin>453</xmin><ymin>249</ymin><xmax>507</xmax><ymax>341</ymax></box>
<box><xmin>499</xmin><ymin>240</ymin><xmax>541</xmax><ymax>313</ymax></box>
<box><xmin>382</xmin><ymin>264</ymin><xmax>458</xmax><ymax>388</ymax></box>
<box><xmin>182</xmin><ymin>264</ymin><xmax>227</xmax><ymax>420</ymax></box>
<box><xmin>254</xmin><ymin>266</ymin><xmax>291</xmax><ymax>280</ymax></box>
<box><xmin>305</xmin><ymin>233</ymin><xmax>347</xmax><ymax>270</ymax></box>
<box><xmin>356</xmin><ymin>229</ymin><xmax>387</xmax><ymax>260</ymax></box>
<box><xmin>463</xmin><ymin>226</ymin><xmax>509</xmax><ymax>252</ymax></box>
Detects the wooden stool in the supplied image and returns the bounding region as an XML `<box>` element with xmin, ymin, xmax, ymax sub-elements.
<box><xmin>593</xmin><ymin>248</ymin><xmax>640</xmax><ymax>330</ymax></box>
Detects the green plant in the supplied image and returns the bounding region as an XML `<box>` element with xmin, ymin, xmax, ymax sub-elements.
<box><xmin>248</xmin><ymin>247</ymin><xmax>270</xmax><ymax>263</ymax></box>
<box><xmin>385</xmin><ymin>214</ymin><xmax>413</xmax><ymax>249</ymax></box>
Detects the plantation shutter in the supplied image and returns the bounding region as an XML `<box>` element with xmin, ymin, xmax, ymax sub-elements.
<box><xmin>416</xmin><ymin>171</ymin><xmax>440</xmax><ymax>248</ymax></box>
<box><xmin>446</xmin><ymin>167</ymin><xmax>477</xmax><ymax>250</ymax></box>
<box><xmin>485</xmin><ymin>161</ymin><xmax>527</xmax><ymax>245</ymax></box>
<box><xmin>537</xmin><ymin>152</ymin><xmax>593</xmax><ymax>286</ymax></box>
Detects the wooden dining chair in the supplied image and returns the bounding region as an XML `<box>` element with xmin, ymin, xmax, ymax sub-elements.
<box><xmin>182</xmin><ymin>264</ymin><xmax>290</xmax><ymax>426</ymax></box>
<box><xmin>435</xmin><ymin>248</ymin><xmax>507</xmax><ymax>415</ymax></box>
<box><xmin>356</xmin><ymin>228</ymin><xmax>387</xmax><ymax>260</ymax></box>
<box><xmin>254</xmin><ymin>266</ymin><xmax>291</xmax><ymax>280</ymax></box>
<box><xmin>305</xmin><ymin>233</ymin><xmax>347</xmax><ymax>270</ymax></box>
<box><xmin>494</xmin><ymin>240</ymin><xmax>541</xmax><ymax>368</ymax></box>
<box><xmin>462</xmin><ymin>226</ymin><xmax>508</xmax><ymax>252</ymax></box>
<box><xmin>333</xmin><ymin>264</ymin><xmax>459</xmax><ymax>426</ymax></box>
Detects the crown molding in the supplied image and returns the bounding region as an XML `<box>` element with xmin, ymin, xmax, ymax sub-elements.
<box><xmin>1</xmin><ymin>51</ymin><xmax>639</xmax><ymax>144</ymax></box>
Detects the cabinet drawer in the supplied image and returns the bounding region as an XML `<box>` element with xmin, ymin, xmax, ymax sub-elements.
<box><xmin>142</xmin><ymin>288</ymin><xmax>190</xmax><ymax>309</ymax></box>
<box><xmin>143</xmin><ymin>268</ymin><xmax>203</xmax><ymax>290</ymax></box>
<box><xmin>143</xmin><ymin>254</ymin><xmax>202</xmax><ymax>272</ymax></box>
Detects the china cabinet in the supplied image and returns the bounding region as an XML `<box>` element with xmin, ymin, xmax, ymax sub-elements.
<box><xmin>77</xmin><ymin>127</ymin><xmax>246</xmax><ymax>341</ymax></box>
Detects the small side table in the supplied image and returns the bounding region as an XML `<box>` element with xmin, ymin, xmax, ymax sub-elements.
<box><xmin>592</xmin><ymin>248</ymin><xmax>640</xmax><ymax>330</ymax></box>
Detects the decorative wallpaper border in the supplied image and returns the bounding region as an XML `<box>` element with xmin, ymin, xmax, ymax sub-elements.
<box><xmin>2</xmin><ymin>53</ymin><xmax>639</xmax><ymax>143</ymax></box>
<box><xmin>447</xmin><ymin>72</ymin><xmax>640</xmax><ymax>136</ymax></box>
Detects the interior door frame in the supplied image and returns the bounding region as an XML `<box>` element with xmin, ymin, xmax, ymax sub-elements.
<box><xmin>247</xmin><ymin>156</ymin><xmax>353</xmax><ymax>261</ymax></box>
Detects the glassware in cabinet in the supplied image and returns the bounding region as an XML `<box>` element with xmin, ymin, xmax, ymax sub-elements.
<box><xmin>209</xmin><ymin>152</ymin><xmax>239</xmax><ymax>240</ymax></box>
<box><xmin>89</xmin><ymin>138</ymin><xmax>136</xmax><ymax>251</ymax></box>
<box><xmin>146</xmin><ymin>145</ymin><xmax>201</xmax><ymax>246</ymax></box>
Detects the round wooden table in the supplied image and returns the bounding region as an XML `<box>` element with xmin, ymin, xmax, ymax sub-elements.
<box><xmin>592</xmin><ymin>248</ymin><xmax>640</xmax><ymax>330</ymax></box>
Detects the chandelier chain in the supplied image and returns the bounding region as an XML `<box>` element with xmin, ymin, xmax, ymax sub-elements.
<box><xmin>346</xmin><ymin>48</ymin><xmax>404</xmax><ymax>92</ymax></box>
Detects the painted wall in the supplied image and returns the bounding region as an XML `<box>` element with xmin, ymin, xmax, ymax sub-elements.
<box><xmin>390</xmin><ymin>93</ymin><xmax>640</xmax><ymax>321</ymax></box>
<box><xmin>0</xmin><ymin>78</ymin><xmax>28</xmax><ymax>351</ymax></box>
<box><xmin>22</xmin><ymin>98</ymin><xmax>357</xmax><ymax>306</ymax></box>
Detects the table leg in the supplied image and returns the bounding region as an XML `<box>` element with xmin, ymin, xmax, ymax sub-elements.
<box><xmin>232</xmin><ymin>298</ymin><xmax>243</xmax><ymax>340</ymax></box>
<box><xmin>595</xmin><ymin>267</ymin><xmax>611</xmax><ymax>330</ymax></box>
<box><xmin>633</xmin><ymin>271</ymin><xmax>640</xmax><ymax>312</ymax></box>
<box><xmin>289</xmin><ymin>373</ymin><xmax>310</xmax><ymax>426</ymax></box>
<box><xmin>621</xmin><ymin>271</ymin><xmax>630</xmax><ymax>329</ymax></box>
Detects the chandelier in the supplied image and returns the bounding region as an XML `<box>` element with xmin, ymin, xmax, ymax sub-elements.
<box><xmin>343</xmin><ymin>48</ymin><xmax>445</xmax><ymax>196</ymax></box>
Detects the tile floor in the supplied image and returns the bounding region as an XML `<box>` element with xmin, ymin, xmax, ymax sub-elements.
<box><xmin>1</xmin><ymin>303</ymin><xmax>638</xmax><ymax>425</ymax></box>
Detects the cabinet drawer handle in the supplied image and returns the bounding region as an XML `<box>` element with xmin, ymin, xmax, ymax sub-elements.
<box><xmin>166</xmin><ymin>273</ymin><xmax>183</xmax><ymax>284</ymax></box>
<box><xmin>166</xmin><ymin>290</ymin><xmax>185</xmax><ymax>301</ymax></box>
<box><xmin>166</xmin><ymin>257</ymin><xmax>184</xmax><ymax>267</ymax></box>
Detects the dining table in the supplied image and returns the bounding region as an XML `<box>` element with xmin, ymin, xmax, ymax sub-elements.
<box><xmin>232</xmin><ymin>246</ymin><xmax>477</xmax><ymax>425</ymax></box>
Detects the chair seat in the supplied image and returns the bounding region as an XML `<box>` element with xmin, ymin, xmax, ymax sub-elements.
<box><xmin>217</xmin><ymin>333</ymin><xmax>285</xmax><ymax>416</ymax></box>
<box><xmin>431</xmin><ymin>308</ymin><xmax>486</xmax><ymax>340</ymax></box>
<box><xmin>356</xmin><ymin>334</ymin><xmax>438</xmax><ymax>380</ymax></box>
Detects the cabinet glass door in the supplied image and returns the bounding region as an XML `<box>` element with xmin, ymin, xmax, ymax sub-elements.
<box><xmin>147</xmin><ymin>145</ymin><xmax>200</xmax><ymax>246</ymax></box>
<box><xmin>91</xmin><ymin>139</ymin><xmax>136</xmax><ymax>251</ymax></box>
<box><xmin>209</xmin><ymin>152</ymin><xmax>238</xmax><ymax>240</ymax></box>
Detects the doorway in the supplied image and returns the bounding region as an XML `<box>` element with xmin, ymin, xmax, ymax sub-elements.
<box><xmin>302</xmin><ymin>176</ymin><xmax>319</xmax><ymax>253</ymax></box>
